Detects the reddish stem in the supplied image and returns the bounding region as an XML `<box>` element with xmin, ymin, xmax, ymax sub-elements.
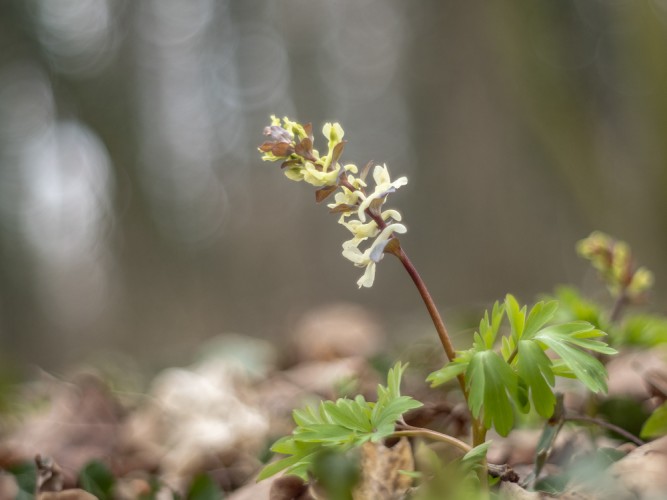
<box><xmin>393</xmin><ymin>246</ymin><xmax>468</xmax><ymax>396</ymax></box>
<box><xmin>340</xmin><ymin>178</ymin><xmax>468</xmax><ymax>395</ymax></box>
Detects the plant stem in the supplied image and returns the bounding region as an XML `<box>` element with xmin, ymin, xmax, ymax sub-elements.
<box><xmin>564</xmin><ymin>415</ymin><xmax>645</xmax><ymax>446</ymax></box>
<box><xmin>392</xmin><ymin>425</ymin><xmax>472</xmax><ymax>454</ymax></box>
<box><xmin>391</xmin><ymin>246</ymin><xmax>469</xmax><ymax>398</ymax></box>
<box><xmin>609</xmin><ymin>291</ymin><xmax>627</xmax><ymax>324</ymax></box>
<box><xmin>362</xmin><ymin>203</ymin><xmax>464</xmax><ymax>392</ymax></box>
<box><xmin>389</xmin><ymin>242</ymin><xmax>489</xmax><ymax>484</ymax></box>
<box><xmin>357</xmin><ymin>186</ymin><xmax>489</xmax><ymax>478</ymax></box>
<box><xmin>471</xmin><ymin>420</ymin><xmax>488</xmax><ymax>448</ymax></box>
<box><xmin>394</xmin><ymin>249</ymin><xmax>457</xmax><ymax>362</ymax></box>
<box><xmin>472</xmin><ymin>421</ymin><xmax>489</xmax><ymax>488</ymax></box>
<box><xmin>506</xmin><ymin>347</ymin><xmax>518</xmax><ymax>365</ymax></box>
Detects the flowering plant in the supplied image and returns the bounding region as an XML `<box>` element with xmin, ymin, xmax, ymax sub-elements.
<box><xmin>258</xmin><ymin>117</ymin><xmax>621</xmax><ymax>494</ymax></box>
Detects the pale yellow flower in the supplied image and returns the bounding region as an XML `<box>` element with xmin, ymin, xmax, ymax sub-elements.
<box><xmin>323</xmin><ymin>122</ymin><xmax>344</xmax><ymax>150</ymax></box>
<box><xmin>342</xmin><ymin>223</ymin><xmax>407</xmax><ymax>288</ymax></box>
<box><xmin>357</xmin><ymin>164</ymin><xmax>408</xmax><ymax>222</ymax></box>
<box><xmin>302</xmin><ymin>161</ymin><xmax>341</xmax><ymax>187</ymax></box>
<box><xmin>327</xmin><ymin>174</ymin><xmax>366</xmax><ymax>212</ymax></box>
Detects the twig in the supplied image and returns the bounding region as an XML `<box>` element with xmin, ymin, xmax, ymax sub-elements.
<box><xmin>564</xmin><ymin>415</ymin><xmax>645</xmax><ymax>446</ymax></box>
<box><xmin>609</xmin><ymin>291</ymin><xmax>628</xmax><ymax>324</ymax></box>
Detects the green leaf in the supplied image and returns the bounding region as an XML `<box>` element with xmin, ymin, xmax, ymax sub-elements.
<box><xmin>257</xmin><ymin>449</ymin><xmax>319</xmax><ymax>481</ymax></box>
<box><xmin>461</xmin><ymin>441</ymin><xmax>492</xmax><ymax>465</ymax></box>
<box><xmin>501</xmin><ymin>335</ymin><xmax>514</xmax><ymax>362</ymax></box>
<box><xmin>186</xmin><ymin>473</ymin><xmax>224</xmax><ymax>500</ymax></box>
<box><xmin>621</xmin><ymin>314</ymin><xmax>667</xmax><ymax>347</ymax></box>
<box><xmin>490</xmin><ymin>301</ymin><xmax>505</xmax><ymax>338</ymax></box>
<box><xmin>259</xmin><ymin>362</ymin><xmax>422</xmax><ymax>480</ymax></box>
<box><xmin>539</xmin><ymin>322</ymin><xmax>616</xmax><ymax>355</ymax></box>
<box><xmin>270</xmin><ymin>435</ymin><xmax>299</xmax><ymax>454</ymax></box>
<box><xmin>534</xmin><ymin>327</ymin><xmax>609</xmax><ymax>393</ymax></box>
<box><xmin>398</xmin><ymin>469</ymin><xmax>422</xmax><ymax>479</ymax></box>
<box><xmin>515</xmin><ymin>379</ymin><xmax>531</xmax><ymax>414</ymax></box>
<box><xmin>79</xmin><ymin>460</ymin><xmax>115</xmax><ymax>500</ymax></box>
<box><xmin>322</xmin><ymin>399</ymin><xmax>372</xmax><ymax>433</ymax></box>
<box><xmin>550</xmin><ymin>359</ymin><xmax>576</xmax><ymax>378</ymax></box>
<box><xmin>523</xmin><ymin>301</ymin><xmax>559</xmax><ymax>339</ymax></box>
<box><xmin>386</xmin><ymin>362</ymin><xmax>406</xmax><ymax>399</ymax></box>
<box><xmin>477</xmin><ymin>302</ymin><xmax>505</xmax><ymax>349</ymax></box>
<box><xmin>312</xmin><ymin>450</ymin><xmax>360</xmax><ymax>499</ymax></box>
<box><xmin>371</xmin><ymin>396</ymin><xmax>423</xmax><ymax>439</ymax></box>
<box><xmin>505</xmin><ymin>294</ymin><xmax>526</xmax><ymax>340</ymax></box>
<box><xmin>466</xmin><ymin>351</ymin><xmax>518</xmax><ymax>436</ymax></box>
<box><xmin>426</xmin><ymin>361</ymin><xmax>467</xmax><ymax>387</ymax></box>
<box><xmin>516</xmin><ymin>340</ymin><xmax>556</xmax><ymax>417</ymax></box>
<box><xmin>6</xmin><ymin>462</ymin><xmax>36</xmax><ymax>500</ymax></box>
<box><xmin>295</xmin><ymin>424</ymin><xmax>358</xmax><ymax>443</ymax></box>
<box><xmin>372</xmin><ymin>363</ymin><xmax>422</xmax><ymax>438</ymax></box>
<box><xmin>641</xmin><ymin>402</ymin><xmax>667</xmax><ymax>438</ymax></box>
<box><xmin>293</xmin><ymin>405</ymin><xmax>320</xmax><ymax>427</ymax></box>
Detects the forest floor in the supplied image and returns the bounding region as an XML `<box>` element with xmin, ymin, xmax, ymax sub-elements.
<box><xmin>1</xmin><ymin>302</ymin><xmax>667</xmax><ymax>499</ymax></box>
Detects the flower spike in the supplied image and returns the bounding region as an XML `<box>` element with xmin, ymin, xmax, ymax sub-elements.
<box><xmin>260</xmin><ymin>117</ymin><xmax>409</xmax><ymax>288</ymax></box>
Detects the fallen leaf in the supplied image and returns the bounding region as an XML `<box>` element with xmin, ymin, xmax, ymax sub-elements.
<box><xmin>353</xmin><ymin>437</ymin><xmax>413</xmax><ymax>500</ymax></box>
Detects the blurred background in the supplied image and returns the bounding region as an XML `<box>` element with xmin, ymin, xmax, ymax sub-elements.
<box><xmin>0</xmin><ymin>0</ymin><xmax>666</xmax><ymax>374</ymax></box>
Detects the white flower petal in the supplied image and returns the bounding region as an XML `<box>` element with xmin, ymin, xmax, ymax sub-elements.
<box><xmin>368</xmin><ymin>223</ymin><xmax>407</xmax><ymax>262</ymax></box>
<box><xmin>342</xmin><ymin>243</ymin><xmax>369</xmax><ymax>265</ymax></box>
<box><xmin>373</xmin><ymin>164</ymin><xmax>390</xmax><ymax>186</ymax></box>
<box><xmin>357</xmin><ymin>262</ymin><xmax>376</xmax><ymax>288</ymax></box>
<box><xmin>381</xmin><ymin>209</ymin><xmax>402</xmax><ymax>222</ymax></box>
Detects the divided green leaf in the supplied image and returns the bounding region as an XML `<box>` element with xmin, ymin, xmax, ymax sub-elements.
<box><xmin>427</xmin><ymin>294</ymin><xmax>616</xmax><ymax>437</ymax></box>
<box><xmin>523</xmin><ymin>300</ymin><xmax>559</xmax><ymax>339</ymax></box>
<box><xmin>426</xmin><ymin>358</ymin><xmax>468</xmax><ymax>387</ymax></box>
<box><xmin>258</xmin><ymin>362</ymin><xmax>422</xmax><ymax>480</ymax></box>
<box><xmin>466</xmin><ymin>351</ymin><xmax>518</xmax><ymax>436</ymax></box>
<box><xmin>516</xmin><ymin>340</ymin><xmax>556</xmax><ymax>417</ymax></box>
<box><xmin>534</xmin><ymin>323</ymin><xmax>616</xmax><ymax>393</ymax></box>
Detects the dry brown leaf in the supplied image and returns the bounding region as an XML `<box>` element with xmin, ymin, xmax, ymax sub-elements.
<box><xmin>227</xmin><ymin>475</ymin><xmax>275</xmax><ymax>500</ymax></box>
<box><xmin>353</xmin><ymin>437</ymin><xmax>413</xmax><ymax>500</ymax></box>
<box><xmin>497</xmin><ymin>482</ymin><xmax>541</xmax><ymax>499</ymax></box>
<box><xmin>560</xmin><ymin>435</ymin><xmax>667</xmax><ymax>499</ymax></box>
<box><xmin>36</xmin><ymin>454</ymin><xmax>64</xmax><ymax>493</ymax></box>
<box><xmin>269</xmin><ymin>475</ymin><xmax>313</xmax><ymax>500</ymax></box>
<box><xmin>290</xmin><ymin>303</ymin><xmax>383</xmax><ymax>362</ymax></box>
<box><xmin>121</xmin><ymin>356</ymin><xmax>268</xmax><ymax>493</ymax></box>
<box><xmin>1</xmin><ymin>373</ymin><xmax>123</xmax><ymax>485</ymax></box>
<box><xmin>280</xmin><ymin>357</ymin><xmax>369</xmax><ymax>395</ymax></box>
<box><xmin>606</xmin><ymin>349</ymin><xmax>667</xmax><ymax>400</ymax></box>
<box><xmin>605</xmin><ymin>435</ymin><xmax>667</xmax><ymax>498</ymax></box>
